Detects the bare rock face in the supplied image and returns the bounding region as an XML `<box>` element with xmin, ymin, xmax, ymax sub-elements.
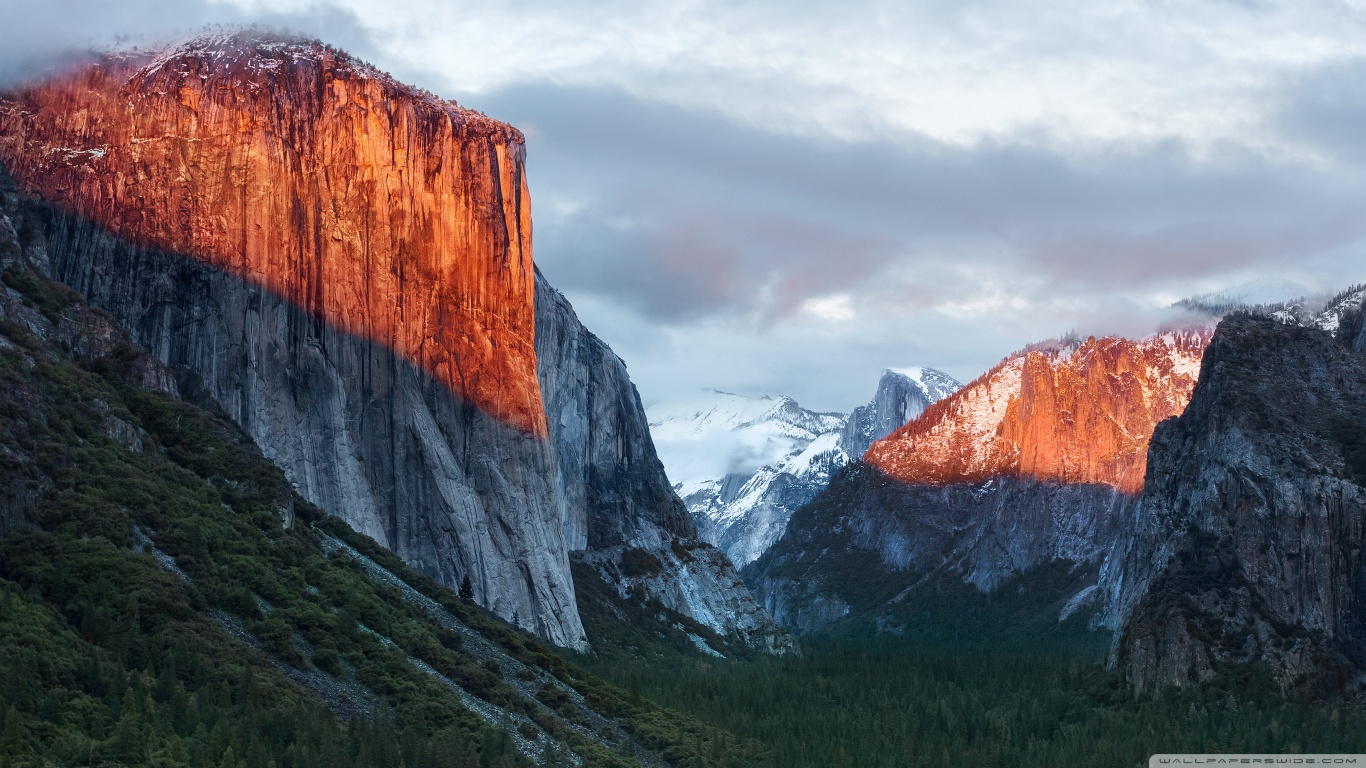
<box><xmin>0</xmin><ymin>32</ymin><xmax>586</xmax><ymax>648</ymax></box>
<box><xmin>750</xmin><ymin>332</ymin><xmax>1208</xmax><ymax>636</ymax></box>
<box><xmin>748</xmin><ymin>462</ymin><xmax>1132</xmax><ymax>634</ymax></box>
<box><xmin>841</xmin><ymin>367</ymin><xmax>960</xmax><ymax>459</ymax></box>
<box><xmin>866</xmin><ymin>332</ymin><xmax>1210</xmax><ymax>495</ymax></box>
<box><xmin>534</xmin><ymin>269</ymin><xmax>693</xmax><ymax>551</ymax></box>
<box><xmin>1109</xmin><ymin>314</ymin><xmax>1366</xmax><ymax>695</ymax></box>
<box><xmin>535</xmin><ymin>270</ymin><xmax>792</xmax><ymax>652</ymax></box>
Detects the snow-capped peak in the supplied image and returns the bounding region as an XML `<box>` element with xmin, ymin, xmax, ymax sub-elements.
<box><xmin>647</xmin><ymin>367</ymin><xmax>959</xmax><ymax>567</ymax></box>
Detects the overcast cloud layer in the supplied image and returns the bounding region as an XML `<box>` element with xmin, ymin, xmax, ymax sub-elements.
<box><xmin>4</xmin><ymin>0</ymin><xmax>1365</xmax><ymax>412</ymax></box>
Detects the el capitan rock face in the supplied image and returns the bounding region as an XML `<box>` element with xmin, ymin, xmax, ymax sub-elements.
<box><xmin>0</xmin><ymin>31</ymin><xmax>543</xmax><ymax>436</ymax></box>
<box><xmin>866</xmin><ymin>331</ymin><xmax>1210</xmax><ymax>495</ymax></box>
<box><xmin>0</xmin><ymin>32</ymin><xmax>587</xmax><ymax>648</ymax></box>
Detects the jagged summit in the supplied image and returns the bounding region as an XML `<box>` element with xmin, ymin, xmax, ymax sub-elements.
<box><xmin>867</xmin><ymin>329</ymin><xmax>1210</xmax><ymax>494</ymax></box>
<box><xmin>649</xmin><ymin>368</ymin><xmax>960</xmax><ymax>567</ymax></box>
<box><xmin>111</xmin><ymin>27</ymin><xmax>516</xmax><ymax>140</ymax></box>
<box><xmin>841</xmin><ymin>367</ymin><xmax>961</xmax><ymax>459</ymax></box>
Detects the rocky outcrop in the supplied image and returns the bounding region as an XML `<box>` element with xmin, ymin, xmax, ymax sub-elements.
<box><xmin>534</xmin><ymin>269</ymin><xmax>692</xmax><ymax>551</ymax></box>
<box><xmin>749</xmin><ymin>462</ymin><xmax>1131</xmax><ymax>634</ymax></box>
<box><xmin>1108</xmin><ymin>314</ymin><xmax>1366</xmax><ymax>695</ymax></box>
<box><xmin>750</xmin><ymin>332</ymin><xmax>1209</xmax><ymax>636</ymax></box>
<box><xmin>866</xmin><ymin>331</ymin><xmax>1210</xmax><ymax>494</ymax></box>
<box><xmin>536</xmin><ymin>270</ymin><xmax>792</xmax><ymax>652</ymax></box>
<box><xmin>0</xmin><ymin>32</ymin><xmax>586</xmax><ymax>648</ymax></box>
<box><xmin>841</xmin><ymin>368</ymin><xmax>960</xmax><ymax>458</ymax></box>
<box><xmin>651</xmin><ymin>369</ymin><xmax>959</xmax><ymax>568</ymax></box>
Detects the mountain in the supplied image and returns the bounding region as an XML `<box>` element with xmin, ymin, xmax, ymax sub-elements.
<box><xmin>536</xmin><ymin>275</ymin><xmax>793</xmax><ymax>655</ymax></box>
<box><xmin>0</xmin><ymin>210</ymin><xmax>763</xmax><ymax>765</ymax></box>
<box><xmin>1105</xmin><ymin>309</ymin><xmax>1366</xmax><ymax>696</ymax></box>
<box><xmin>840</xmin><ymin>367</ymin><xmax>962</xmax><ymax>458</ymax></box>
<box><xmin>649</xmin><ymin>368</ymin><xmax>960</xmax><ymax>567</ymax></box>
<box><xmin>0</xmin><ymin>30</ymin><xmax>783</xmax><ymax>654</ymax></box>
<box><xmin>866</xmin><ymin>331</ymin><xmax>1210</xmax><ymax>494</ymax></box>
<box><xmin>749</xmin><ymin>330</ymin><xmax>1211</xmax><ymax>635</ymax></box>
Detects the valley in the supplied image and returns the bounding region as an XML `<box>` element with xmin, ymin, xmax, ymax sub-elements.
<box><xmin>1</xmin><ymin>24</ymin><xmax>1365</xmax><ymax>768</ymax></box>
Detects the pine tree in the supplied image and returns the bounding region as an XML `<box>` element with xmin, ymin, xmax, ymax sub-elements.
<box><xmin>458</xmin><ymin>575</ymin><xmax>474</xmax><ymax>602</ymax></box>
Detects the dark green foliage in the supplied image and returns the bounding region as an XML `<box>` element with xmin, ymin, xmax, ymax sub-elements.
<box><xmin>586</xmin><ymin>633</ymin><xmax>1366</xmax><ymax>768</ymax></box>
<box><xmin>0</xmin><ymin>261</ymin><xmax>749</xmax><ymax>768</ymax></box>
<box><xmin>0</xmin><ymin>264</ymin><xmax>80</xmax><ymax>323</ymax></box>
<box><xmin>619</xmin><ymin>548</ymin><xmax>664</xmax><ymax>578</ymax></box>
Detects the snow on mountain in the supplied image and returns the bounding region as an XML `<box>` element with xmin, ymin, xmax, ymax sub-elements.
<box><xmin>1179</xmin><ymin>276</ymin><xmax>1312</xmax><ymax>313</ymax></box>
<box><xmin>648</xmin><ymin>369</ymin><xmax>961</xmax><ymax>567</ymax></box>
<box><xmin>887</xmin><ymin>366</ymin><xmax>961</xmax><ymax>404</ymax></box>
<box><xmin>648</xmin><ymin>391</ymin><xmax>845</xmax><ymax>498</ymax></box>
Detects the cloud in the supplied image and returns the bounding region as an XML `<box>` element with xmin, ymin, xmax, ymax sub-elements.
<box><xmin>455</xmin><ymin>78</ymin><xmax>1366</xmax><ymax>409</ymax></box>
<box><xmin>1273</xmin><ymin>55</ymin><xmax>1366</xmax><ymax>165</ymax></box>
<box><xmin>472</xmin><ymin>82</ymin><xmax>1366</xmax><ymax>323</ymax></box>
<box><xmin>6</xmin><ymin>0</ymin><xmax>1366</xmax><ymax>412</ymax></box>
<box><xmin>0</xmin><ymin>0</ymin><xmax>380</xmax><ymax>87</ymax></box>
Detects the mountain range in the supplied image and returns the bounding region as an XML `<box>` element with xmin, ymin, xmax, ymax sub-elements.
<box><xmin>648</xmin><ymin>367</ymin><xmax>960</xmax><ymax>567</ymax></box>
<box><xmin>2</xmin><ymin>23</ymin><xmax>1366</xmax><ymax>768</ymax></box>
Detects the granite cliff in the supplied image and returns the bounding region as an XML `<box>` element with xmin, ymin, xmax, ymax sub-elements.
<box><xmin>840</xmin><ymin>367</ymin><xmax>960</xmax><ymax>459</ymax></box>
<box><xmin>536</xmin><ymin>271</ymin><xmax>792</xmax><ymax>653</ymax></box>
<box><xmin>0</xmin><ymin>29</ymin><xmax>786</xmax><ymax>652</ymax></box>
<box><xmin>1108</xmin><ymin>314</ymin><xmax>1366</xmax><ymax>695</ymax></box>
<box><xmin>0</xmin><ymin>31</ymin><xmax>584</xmax><ymax>648</ymax></box>
<box><xmin>867</xmin><ymin>331</ymin><xmax>1210</xmax><ymax>494</ymax></box>
<box><xmin>751</xmin><ymin>331</ymin><xmax>1210</xmax><ymax>635</ymax></box>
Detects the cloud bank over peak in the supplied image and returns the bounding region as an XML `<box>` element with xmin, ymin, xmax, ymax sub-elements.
<box><xmin>5</xmin><ymin>0</ymin><xmax>1365</xmax><ymax>411</ymax></box>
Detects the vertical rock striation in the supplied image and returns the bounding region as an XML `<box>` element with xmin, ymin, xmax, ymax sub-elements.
<box><xmin>536</xmin><ymin>270</ymin><xmax>792</xmax><ymax>652</ymax></box>
<box><xmin>0</xmin><ymin>32</ymin><xmax>586</xmax><ymax>648</ymax></box>
<box><xmin>1108</xmin><ymin>315</ymin><xmax>1366</xmax><ymax>695</ymax></box>
<box><xmin>866</xmin><ymin>331</ymin><xmax>1210</xmax><ymax>494</ymax></box>
<box><xmin>534</xmin><ymin>268</ymin><xmax>693</xmax><ymax>552</ymax></box>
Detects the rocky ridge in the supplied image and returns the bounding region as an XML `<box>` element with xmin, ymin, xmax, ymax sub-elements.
<box><xmin>0</xmin><ymin>32</ymin><xmax>586</xmax><ymax>648</ymax></box>
<box><xmin>535</xmin><ymin>271</ymin><xmax>791</xmax><ymax>652</ymax></box>
<box><xmin>1106</xmin><ymin>312</ymin><xmax>1366</xmax><ymax>695</ymax></box>
<box><xmin>650</xmin><ymin>369</ymin><xmax>959</xmax><ymax>567</ymax></box>
<box><xmin>0</xmin><ymin>30</ymin><xmax>787</xmax><ymax>654</ymax></box>
<box><xmin>866</xmin><ymin>331</ymin><xmax>1210</xmax><ymax>494</ymax></box>
<box><xmin>749</xmin><ymin>330</ymin><xmax>1211</xmax><ymax>636</ymax></box>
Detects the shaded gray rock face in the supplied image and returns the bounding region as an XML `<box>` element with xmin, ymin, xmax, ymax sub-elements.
<box><xmin>748</xmin><ymin>462</ymin><xmax>1132</xmax><ymax>634</ymax></box>
<box><xmin>20</xmin><ymin>197</ymin><xmax>587</xmax><ymax>650</ymax></box>
<box><xmin>652</xmin><ymin>368</ymin><xmax>960</xmax><ymax>569</ymax></box>
<box><xmin>692</xmin><ymin>467</ymin><xmax>838</xmax><ymax>569</ymax></box>
<box><xmin>535</xmin><ymin>272</ymin><xmax>793</xmax><ymax>652</ymax></box>
<box><xmin>533</xmin><ymin>269</ymin><xmax>693</xmax><ymax>551</ymax></box>
<box><xmin>1107</xmin><ymin>314</ymin><xmax>1366</xmax><ymax>696</ymax></box>
<box><xmin>841</xmin><ymin>368</ymin><xmax>961</xmax><ymax>458</ymax></box>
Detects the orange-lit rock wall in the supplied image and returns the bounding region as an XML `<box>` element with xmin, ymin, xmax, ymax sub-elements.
<box><xmin>865</xmin><ymin>331</ymin><xmax>1211</xmax><ymax>494</ymax></box>
<box><xmin>0</xmin><ymin>35</ymin><xmax>545</xmax><ymax>435</ymax></box>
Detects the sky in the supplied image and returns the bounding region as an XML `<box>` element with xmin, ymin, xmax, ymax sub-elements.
<box><xmin>3</xmin><ymin>0</ymin><xmax>1366</xmax><ymax>413</ymax></box>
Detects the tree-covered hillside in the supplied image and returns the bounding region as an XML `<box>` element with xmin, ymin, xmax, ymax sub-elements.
<box><xmin>0</xmin><ymin>239</ymin><xmax>762</xmax><ymax>768</ymax></box>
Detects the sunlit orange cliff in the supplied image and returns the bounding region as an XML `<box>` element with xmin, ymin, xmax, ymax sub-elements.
<box><xmin>0</xmin><ymin>31</ymin><xmax>546</xmax><ymax>435</ymax></box>
<box><xmin>865</xmin><ymin>331</ymin><xmax>1212</xmax><ymax>494</ymax></box>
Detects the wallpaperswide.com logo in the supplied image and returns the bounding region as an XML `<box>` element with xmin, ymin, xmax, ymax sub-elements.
<box><xmin>1151</xmin><ymin>757</ymin><xmax>1366</xmax><ymax>765</ymax></box>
